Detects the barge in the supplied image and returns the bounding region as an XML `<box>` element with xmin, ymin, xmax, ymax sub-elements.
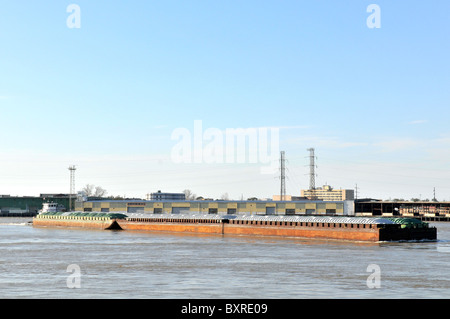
<box><xmin>33</xmin><ymin>212</ymin><xmax>126</xmax><ymax>230</ymax></box>
<box><xmin>33</xmin><ymin>212</ymin><xmax>437</xmax><ymax>242</ymax></box>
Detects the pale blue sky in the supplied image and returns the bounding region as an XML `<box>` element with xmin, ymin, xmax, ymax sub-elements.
<box><xmin>0</xmin><ymin>1</ymin><xmax>449</xmax><ymax>200</ymax></box>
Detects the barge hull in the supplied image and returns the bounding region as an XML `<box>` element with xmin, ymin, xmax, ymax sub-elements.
<box><xmin>116</xmin><ymin>219</ymin><xmax>436</xmax><ymax>242</ymax></box>
<box><xmin>223</xmin><ymin>224</ymin><xmax>380</xmax><ymax>242</ymax></box>
<box><xmin>32</xmin><ymin>217</ymin><xmax>119</xmax><ymax>230</ymax></box>
<box><xmin>117</xmin><ymin>220</ymin><xmax>383</xmax><ymax>242</ymax></box>
<box><xmin>379</xmin><ymin>227</ymin><xmax>437</xmax><ymax>241</ymax></box>
<box><xmin>33</xmin><ymin>215</ymin><xmax>438</xmax><ymax>242</ymax></box>
<box><xmin>118</xmin><ymin>221</ymin><xmax>223</xmax><ymax>234</ymax></box>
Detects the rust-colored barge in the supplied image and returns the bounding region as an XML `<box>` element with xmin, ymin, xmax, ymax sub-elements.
<box><xmin>117</xmin><ymin>214</ymin><xmax>436</xmax><ymax>242</ymax></box>
<box><xmin>33</xmin><ymin>212</ymin><xmax>125</xmax><ymax>230</ymax></box>
<box><xmin>33</xmin><ymin>212</ymin><xmax>437</xmax><ymax>242</ymax></box>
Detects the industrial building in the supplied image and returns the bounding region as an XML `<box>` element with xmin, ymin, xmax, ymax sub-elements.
<box><xmin>301</xmin><ymin>185</ymin><xmax>354</xmax><ymax>201</ymax></box>
<box><xmin>0</xmin><ymin>194</ymin><xmax>73</xmax><ymax>216</ymax></box>
<box><xmin>272</xmin><ymin>195</ymin><xmax>307</xmax><ymax>201</ymax></box>
<box><xmin>149</xmin><ymin>190</ymin><xmax>186</xmax><ymax>201</ymax></box>
<box><xmin>355</xmin><ymin>199</ymin><xmax>450</xmax><ymax>220</ymax></box>
<box><xmin>75</xmin><ymin>198</ymin><xmax>355</xmax><ymax>216</ymax></box>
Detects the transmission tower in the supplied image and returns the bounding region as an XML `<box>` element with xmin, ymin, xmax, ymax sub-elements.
<box><xmin>280</xmin><ymin>151</ymin><xmax>286</xmax><ymax>201</ymax></box>
<box><xmin>307</xmin><ymin>148</ymin><xmax>316</xmax><ymax>199</ymax></box>
<box><xmin>68</xmin><ymin>165</ymin><xmax>76</xmax><ymax>211</ymax></box>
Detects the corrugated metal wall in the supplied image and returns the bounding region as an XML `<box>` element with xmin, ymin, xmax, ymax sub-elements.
<box><xmin>79</xmin><ymin>200</ymin><xmax>352</xmax><ymax>215</ymax></box>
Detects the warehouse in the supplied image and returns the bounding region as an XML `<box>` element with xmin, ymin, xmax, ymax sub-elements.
<box><xmin>0</xmin><ymin>194</ymin><xmax>72</xmax><ymax>216</ymax></box>
<box><xmin>75</xmin><ymin>199</ymin><xmax>355</xmax><ymax>216</ymax></box>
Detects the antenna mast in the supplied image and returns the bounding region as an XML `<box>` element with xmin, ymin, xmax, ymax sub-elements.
<box><xmin>307</xmin><ymin>148</ymin><xmax>316</xmax><ymax>199</ymax></box>
<box><xmin>280</xmin><ymin>151</ymin><xmax>286</xmax><ymax>201</ymax></box>
<box><xmin>68</xmin><ymin>165</ymin><xmax>76</xmax><ymax>211</ymax></box>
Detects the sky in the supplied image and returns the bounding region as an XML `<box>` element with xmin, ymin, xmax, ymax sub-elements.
<box><xmin>0</xmin><ymin>1</ymin><xmax>449</xmax><ymax>201</ymax></box>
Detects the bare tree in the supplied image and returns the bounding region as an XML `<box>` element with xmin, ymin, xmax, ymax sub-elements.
<box><xmin>94</xmin><ymin>186</ymin><xmax>107</xmax><ymax>197</ymax></box>
<box><xmin>82</xmin><ymin>184</ymin><xmax>94</xmax><ymax>196</ymax></box>
<box><xmin>183</xmin><ymin>189</ymin><xmax>196</xmax><ymax>200</ymax></box>
<box><xmin>81</xmin><ymin>184</ymin><xmax>107</xmax><ymax>197</ymax></box>
<box><xmin>221</xmin><ymin>193</ymin><xmax>229</xmax><ymax>200</ymax></box>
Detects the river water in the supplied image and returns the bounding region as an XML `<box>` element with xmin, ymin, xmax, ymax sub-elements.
<box><xmin>0</xmin><ymin>218</ymin><xmax>449</xmax><ymax>299</ymax></box>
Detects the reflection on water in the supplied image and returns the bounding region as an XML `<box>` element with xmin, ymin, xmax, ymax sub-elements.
<box><xmin>0</xmin><ymin>219</ymin><xmax>449</xmax><ymax>298</ymax></box>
